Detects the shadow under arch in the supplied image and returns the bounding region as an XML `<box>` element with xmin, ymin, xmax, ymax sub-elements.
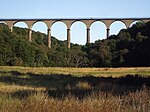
<box><xmin>71</xmin><ymin>21</ymin><xmax>87</xmax><ymax>45</ymax></box>
<box><xmin>110</xmin><ymin>21</ymin><xmax>127</xmax><ymax>36</ymax></box>
<box><xmin>51</xmin><ymin>21</ymin><xmax>67</xmax><ymax>41</ymax></box>
<box><xmin>90</xmin><ymin>21</ymin><xmax>107</xmax><ymax>42</ymax></box>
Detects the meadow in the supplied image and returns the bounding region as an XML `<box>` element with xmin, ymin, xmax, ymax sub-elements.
<box><xmin>0</xmin><ymin>66</ymin><xmax>150</xmax><ymax>112</ymax></box>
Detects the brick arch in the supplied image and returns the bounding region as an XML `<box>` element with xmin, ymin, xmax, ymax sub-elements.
<box><xmin>90</xmin><ymin>21</ymin><xmax>107</xmax><ymax>41</ymax></box>
<box><xmin>31</xmin><ymin>20</ymin><xmax>48</xmax><ymax>29</ymax></box>
<box><xmin>0</xmin><ymin>21</ymin><xmax>7</xmax><ymax>25</ymax></box>
<box><xmin>70</xmin><ymin>20</ymin><xmax>87</xmax><ymax>29</ymax></box>
<box><xmin>51</xmin><ymin>20</ymin><xmax>67</xmax><ymax>29</ymax></box>
<box><xmin>70</xmin><ymin>20</ymin><xmax>87</xmax><ymax>45</ymax></box>
<box><xmin>129</xmin><ymin>20</ymin><xmax>145</xmax><ymax>27</ymax></box>
<box><xmin>0</xmin><ymin>18</ymin><xmax>150</xmax><ymax>48</ymax></box>
<box><xmin>90</xmin><ymin>20</ymin><xmax>107</xmax><ymax>28</ymax></box>
<box><xmin>110</xmin><ymin>20</ymin><xmax>128</xmax><ymax>29</ymax></box>
<box><xmin>109</xmin><ymin>20</ymin><xmax>127</xmax><ymax>36</ymax></box>
<box><xmin>0</xmin><ymin>21</ymin><xmax>8</xmax><ymax>29</ymax></box>
<box><xmin>51</xmin><ymin>21</ymin><xmax>67</xmax><ymax>41</ymax></box>
<box><xmin>13</xmin><ymin>21</ymin><xmax>29</xmax><ymax>28</ymax></box>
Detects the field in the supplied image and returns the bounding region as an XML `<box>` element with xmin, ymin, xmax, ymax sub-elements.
<box><xmin>0</xmin><ymin>66</ymin><xmax>150</xmax><ymax>112</ymax></box>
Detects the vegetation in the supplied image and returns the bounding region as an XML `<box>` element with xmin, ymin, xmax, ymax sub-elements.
<box><xmin>1</xmin><ymin>66</ymin><xmax>150</xmax><ymax>77</ymax></box>
<box><xmin>0</xmin><ymin>67</ymin><xmax>150</xmax><ymax>112</ymax></box>
<box><xmin>1</xmin><ymin>88</ymin><xmax>150</xmax><ymax>112</ymax></box>
<box><xmin>0</xmin><ymin>21</ymin><xmax>150</xmax><ymax>67</ymax></box>
<box><xmin>0</xmin><ymin>21</ymin><xmax>150</xmax><ymax>111</ymax></box>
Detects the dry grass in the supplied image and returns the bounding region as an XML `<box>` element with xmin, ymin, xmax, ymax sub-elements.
<box><xmin>0</xmin><ymin>88</ymin><xmax>150</xmax><ymax>112</ymax></box>
<box><xmin>0</xmin><ymin>84</ymin><xmax>45</xmax><ymax>93</ymax></box>
<box><xmin>0</xmin><ymin>66</ymin><xmax>150</xmax><ymax>112</ymax></box>
<box><xmin>76</xmin><ymin>81</ymin><xmax>92</xmax><ymax>90</ymax></box>
<box><xmin>1</xmin><ymin>66</ymin><xmax>150</xmax><ymax>77</ymax></box>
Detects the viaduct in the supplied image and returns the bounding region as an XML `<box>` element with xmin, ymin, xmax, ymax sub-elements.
<box><xmin>0</xmin><ymin>18</ymin><xmax>150</xmax><ymax>48</ymax></box>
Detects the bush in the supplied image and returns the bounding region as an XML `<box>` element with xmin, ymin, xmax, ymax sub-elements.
<box><xmin>8</xmin><ymin>57</ymin><xmax>23</xmax><ymax>66</ymax></box>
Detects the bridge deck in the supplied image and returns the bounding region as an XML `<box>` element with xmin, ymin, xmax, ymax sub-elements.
<box><xmin>0</xmin><ymin>18</ymin><xmax>150</xmax><ymax>21</ymax></box>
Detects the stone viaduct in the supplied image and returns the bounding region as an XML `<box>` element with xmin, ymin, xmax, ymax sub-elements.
<box><xmin>0</xmin><ymin>18</ymin><xmax>150</xmax><ymax>48</ymax></box>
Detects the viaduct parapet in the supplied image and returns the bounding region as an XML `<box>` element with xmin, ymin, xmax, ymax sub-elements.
<box><xmin>0</xmin><ymin>18</ymin><xmax>150</xmax><ymax>48</ymax></box>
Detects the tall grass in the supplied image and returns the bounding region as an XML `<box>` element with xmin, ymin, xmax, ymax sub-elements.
<box><xmin>0</xmin><ymin>66</ymin><xmax>150</xmax><ymax>111</ymax></box>
<box><xmin>0</xmin><ymin>87</ymin><xmax>150</xmax><ymax>112</ymax></box>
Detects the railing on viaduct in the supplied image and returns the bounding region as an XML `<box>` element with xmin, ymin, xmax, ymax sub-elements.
<box><xmin>0</xmin><ymin>18</ymin><xmax>150</xmax><ymax>48</ymax></box>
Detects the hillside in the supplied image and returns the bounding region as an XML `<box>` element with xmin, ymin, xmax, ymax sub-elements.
<box><xmin>0</xmin><ymin>22</ymin><xmax>150</xmax><ymax>67</ymax></box>
<box><xmin>84</xmin><ymin>22</ymin><xmax>150</xmax><ymax>67</ymax></box>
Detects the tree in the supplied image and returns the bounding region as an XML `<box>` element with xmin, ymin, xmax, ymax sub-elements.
<box><xmin>35</xmin><ymin>49</ymin><xmax>47</xmax><ymax>66</ymax></box>
<box><xmin>99</xmin><ymin>43</ymin><xmax>112</xmax><ymax>67</ymax></box>
<box><xmin>70</xmin><ymin>48</ymin><xmax>88</xmax><ymax>67</ymax></box>
<box><xmin>1</xmin><ymin>21</ymin><xmax>150</xmax><ymax>67</ymax></box>
<box><xmin>135</xmin><ymin>32</ymin><xmax>147</xmax><ymax>43</ymax></box>
<box><xmin>14</xmin><ymin>40</ymin><xmax>36</xmax><ymax>66</ymax></box>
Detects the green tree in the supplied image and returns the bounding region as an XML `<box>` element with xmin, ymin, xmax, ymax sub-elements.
<box><xmin>135</xmin><ymin>32</ymin><xmax>147</xmax><ymax>43</ymax></box>
<box><xmin>99</xmin><ymin>43</ymin><xmax>112</xmax><ymax>67</ymax></box>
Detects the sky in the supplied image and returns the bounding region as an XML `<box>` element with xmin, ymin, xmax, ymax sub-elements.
<box><xmin>0</xmin><ymin>0</ymin><xmax>150</xmax><ymax>44</ymax></box>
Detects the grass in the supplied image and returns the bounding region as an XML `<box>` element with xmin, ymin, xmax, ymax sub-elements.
<box><xmin>0</xmin><ymin>66</ymin><xmax>150</xmax><ymax>112</ymax></box>
<box><xmin>1</xmin><ymin>66</ymin><xmax>150</xmax><ymax>77</ymax></box>
<box><xmin>0</xmin><ymin>88</ymin><xmax>150</xmax><ymax>112</ymax></box>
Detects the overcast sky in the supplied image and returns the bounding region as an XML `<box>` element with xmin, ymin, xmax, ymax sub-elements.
<box><xmin>0</xmin><ymin>0</ymin><xmax>150</xmax><ymax>44</ymax></box>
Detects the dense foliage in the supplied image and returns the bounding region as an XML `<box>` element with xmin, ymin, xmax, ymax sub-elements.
<box><xmin>0</xmin><ymin>21</ymin><xmax>150</xmax><ymax>67</ymax></box>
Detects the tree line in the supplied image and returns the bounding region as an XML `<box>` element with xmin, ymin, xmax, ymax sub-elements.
<box><xmin>0</xmin><ymin>21</ymin><xmax>150</xmax><ymax>67</ymax></box>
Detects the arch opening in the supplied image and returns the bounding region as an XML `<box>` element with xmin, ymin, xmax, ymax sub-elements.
<box><xmin>13</xmin><ymin>21</ymin><xmax>28</xmax><ymax>29</ymax></box>
<box><xmin>13</xmin><ymin>22</ymin><xmax>29</xmax><ymax>39</ymax></box>
<box><xmin>0</xmin><ymin>21</ymin><xmax>8</xmax><ymax>30</ymax></box>
<box><xmin>110</xmin><ymin>21</ymin><xmax>127</xmax><ymax>36</ymax></box>
<box><xmin>0</xmin><ymin>21</ymin><xmax>7</xmax><ymax>25</ymax></box>
<box><xmin>32</xmin><ymin>21</ymin><xmax>48</xmax><ymax>34</ymax></box>
<box><xmin>90</xmin><ymin>21</ymin><xmax>107</xmax><ymax>42</ymax></box>
<box><xmin>129</xmin><ymin>20</ymin><xmax>145</xmax><ymax>28</ymax></box>
<box><xmin>51</xmin><ymin>21</ymin><xmax>67</xmax><ymax>41</ymax></box>
<box><xmin>71</xmin><ymin>21</ymin><xmax>87</xmax><ymax>45</ymax></box>
<box><xmin>32</xmin><ymin>21</ymin><xmax>48</xmax><ymax>44</ymax></box>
